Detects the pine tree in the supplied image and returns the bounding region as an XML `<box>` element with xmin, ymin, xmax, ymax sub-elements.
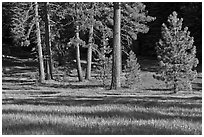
<box><xmin>65</xmin><ymin>2</ymin><xmax>87</xmax><ymax>82</ymax></box>
<box><xmin>96</xmin><ymin>55</ymin><xmax>112</xmax><ymax>87</ymax></box>
<box><xmin>95</xmin><ymin>21</ymin><xmax>112</xmax><ymax>87</ymax></box>
<box><xmin>121</xmin><ymin>3</ymin><xmax>156</xmax><ymax>45</ymax></box>
<box><xmin>111</xmin><ymin>2</ymin><xmax>121</xmax><ymax>90</ymax></box>
<box><xmin>154</xmin><ymin>11</ymin><xmax>199</xmax><ymax>93</ymax></box>
<box><xmin>11</xmin><ymin>2</ymin><xmax>35</xmax><ymax>47</ymax></box>
<box><xmin>79</xmin><ymin>2</ymin><xmax>112</xmax><ymax>80</ymax></box>
<box><xmin>35</xmin><ymin>2</ymin><xmax>45</xmax><ymax>83</ymax></box>
<box><xmin>44</xmin><ymin>2</ymin><xmax>53</xmax><ymax>80</ymax></box>
<box><xmin>85</xmin><ymin>3</ymin><xmax>96</xmax><ymax>80</ymax></box>
<box><xmin>63</xmin><ymin>2</ymin><xmax>103</xmax><ymax>81</ymax></box>
<box><xmin>2</xmin><ymin>2</ymin><xmax>16</xmax><ymax>55</ymax></box>
<box><xmin>124</xmin><ymin>51</ymin><xmax>140</xmax><ymax>88</ymax></box>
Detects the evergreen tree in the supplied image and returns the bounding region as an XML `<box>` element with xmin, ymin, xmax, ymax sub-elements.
<box><xmin>100</xmin><ymin>3</ymin><xmax>155</xmax><ymax>55</ymax></box>
<box><xmin>95</xmin><ymin>20</ymin><xmax>112</xmax><ymax>87</ymax></box>
<box><xmin>62</xmin><ymin>2</ymin><xmax>113</xmax><ymax>81</ymax></box>
<box><xmin>10</xmin><ymin>2</ymin><xmax>47</xmax><ymax>83</ymax></box>
<box><xmin>154</xmin><ymin>11</ymin><xmax>199</xmax><ymax>93</ymax></box>
<box><xmin>96</xmin><ymin>55</ymin><xmax>112</xmax><ymax>87</ymax></box>
<box><xmin>11</xmin><ymin>2</ymin><xmax>35</xmax><ymax>47</ymax></box>
<box><xmin>66</xmin><ymin>2</ymin><xmax>87</xmax><ymax>82</ymax></box>
<box><xmin>124</xmin><ymin>51</ymin><xmax>140</xmax><ymax>88</ymax></box>
<box><xmin>121</xmin><ymin>3</ymin><xmax>156</xmax><ymax>47</ymax></box>
<box><xmin>35</xmin><ymin>2</ymin><xmax>45</xmax><ymax>83</ymax></box>
<box><xmin>2</xmin><ymin>2</ymin><xmax>15</xmax><ymax>55</ymax></box>
<box><xmin>85</xmin><ymin>3</ymin><xmax>99</xmax><ymax>80</ymax></box>
<box><xmin>44</xmin><ymin>2</ymin><xmax>53</xmax><ymax>80</ymax></box>
<box><xmin>111</xmin><ymin>2</ymin><xmax>121</xmax><ymax>90</ymax></box>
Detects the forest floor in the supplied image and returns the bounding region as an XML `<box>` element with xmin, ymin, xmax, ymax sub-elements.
<box><xmin>2</xmin><ymin>56</ymin><xmax>202</xmax><ymax>135</ymax></box>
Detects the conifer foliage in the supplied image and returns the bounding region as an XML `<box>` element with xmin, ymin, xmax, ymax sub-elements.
<box><xmin>154</xmin><ymin>11</ymin><xmax>199</xmax><ymax>93</ymax></box>
<box><xmin>124</xmin><ymin>51</ymin><xmax>140</xmax><ymax>88</ymax></box>
<box><xmin>11</xmin><ymin>2</ymin><xmax>34</xmax><ymax>47</ymax></box>
<box><xmin>96</xmin><ymin>55</ymin><xmax>112</xmax><ymax>87</ymax></box>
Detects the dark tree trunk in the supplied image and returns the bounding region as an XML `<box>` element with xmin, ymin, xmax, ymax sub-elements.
<box><xmin>111</xmin><ymin>2</ymin><xmax>121</xmax><ymax>90</ymax></box>
<box><xmin>85</xmin><ymin>24</ymin><xmax>93</xmax><ymax>80</ymax></box>
<box><xmin>35</xmin><ymin>2</ymin><xmax>45</xmax><ymax>83</ymax></box>
<box><xmin>44</xmin><ymin>2</ymin><xmax>53</xmax><ymax>80</ymax></box>
<box><xmin>76</xmin><ymin>25</ymin><xmax>84</xmax><ymax>82</ymax></box>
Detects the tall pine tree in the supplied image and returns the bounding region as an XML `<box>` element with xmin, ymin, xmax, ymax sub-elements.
<box><xmin>44</xmin><ymin>2</ymin><xmax>53</xmax><ymax>80</ymax></box>
<box><xmin>154</xmin><ymin>11</ymin><xmax>199</xmax><ymax>93</ymax></box>
<box><xmin>35</xmin><ymin>2</ymin><xmax>45</xmax><ymax>83</ymax></box>
<box><xmin>111</xmin><ymin>2</ymin><xmax>121</xmax><ymax>90</ymax></box>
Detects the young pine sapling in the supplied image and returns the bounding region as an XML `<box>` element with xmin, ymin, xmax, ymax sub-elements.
<box><xmin>154</xmin><ymin>11</ymin><xmax>199</xmax><ymax>93</ymax></box>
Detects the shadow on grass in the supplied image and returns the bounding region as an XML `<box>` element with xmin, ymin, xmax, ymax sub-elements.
<box><xmin>192</xmin><ymin>82</ymin><xmax>202</xmax><ymax>91</ymax></box>
<box><xmin>2</xmin><ymin>79</ymin><xmax>36</xmax><ymax>83</ymax></box>
<box><xmin>3</xmin><ymin>119</ymin><xmax>197</xmax><ymax>135</ymax></box>
<box><xmin>2</xmin><ymin>91</ymin><xmax>201</xmax><ymax>134</ymax></box>
<box><xmin>2</xmin><ymin>79</ymin><xmax>37</xmax><ymax>90</ymax></box>
<box><xmin>145</xmin><ymin>88</ymin><xmax>174</xmax><ymax>93</ymax></box>
<box><xmin>43</xmin><ymin>82</ymin><xmax>103</xmax><ymax>89</ymax></box>
<box><xmin>3</xmin><ymin>95</ymin><xmax>202</xmax><ymax>109</ymax></box>
<box><xmin>2</xmin><ymin>106</ymin><xmax>202</xmax><ymax>123</ymax></box>
<box><xmin>2</xmin><ymin>57</ymin><xmax>37</xmax><ymax>67</ymax></box>
<box><xmin>3</xmin><ymin>67</ymin><xmax>37</xmax><ymax>76</ymax></box>
<box><xmin>146</xmin><ymin>82</ymin><xmax>202</xmax><ymax>92</ymax></box>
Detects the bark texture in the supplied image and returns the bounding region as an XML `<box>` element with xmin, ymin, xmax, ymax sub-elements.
<box><xmin>85</xmin><ymin>24</ymin><xmax>93</xmax><ymax>80</ymax></box>
<box><xmin>111</xmin><ymin>2</ymin><xmax>121</xmax><ymax>90</ymax></box>
<box><xmin>76</xmin><ymin>25</ymin><xmax>84</xmax><ymax>81</ymax></box>
<box><xmin>44</xmin><ymin>2</ymin><xmax>53</xmax><ymax>80</ymax></box>
<box><xmin>35</xmin><ymin>2</ymin><xmax>45</xmax><ymax>83</ymax></box>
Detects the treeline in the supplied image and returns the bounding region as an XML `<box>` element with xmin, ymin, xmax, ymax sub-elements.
<box><xmin>2</xmin><ymin>2</ymin><xmax>155</xmax><ymax>89</ymax></box>
<box><xmin>2</xmin><ymin>2</ymin><xmax>201</xmax><ymax>91</ymax></box>
<box><xmin>3</xmin><ymin>2</ymin><xmax>201</xmax><ymax>60</ymax></box>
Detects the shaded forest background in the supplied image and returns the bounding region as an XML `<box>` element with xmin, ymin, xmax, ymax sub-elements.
<box><xmin>2</xmin><ymin>2</ymin><xmax>202</xmax><ymax>62</ymax></box>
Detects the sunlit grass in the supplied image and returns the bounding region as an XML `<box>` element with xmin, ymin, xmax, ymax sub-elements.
<box><xmin>2</xmin><ymin>104</ymin><xmax>202</xmax><ymax>135</ymax></box>
<box><xmin>2</xmin><ymin>57</ymin><xmax>202</xmax><ymax>135</ymax></box>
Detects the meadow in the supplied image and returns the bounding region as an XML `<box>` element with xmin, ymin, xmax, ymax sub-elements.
<box><xmin>2</xmin><ymin>56</ymin><xmax>202</xmax><ymax>135</ymax></box>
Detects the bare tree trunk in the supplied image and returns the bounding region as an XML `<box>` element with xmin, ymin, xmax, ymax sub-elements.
<box><xmin>111</xmin><ymin>2</ymin><xmax>121</xmax><ymax>90</ymax></box>
<box><xmin>76</xmin><ymin>25</ymin><xmax>84</xmax><ymax>81</ymax></box>
<box><xmin>101</xmin><ymin>27</ymin><xmax>106</xmax><ymax>59</ymax></box>
<box><xmin>44</xmin><ymin>2</ymin><xmax>53</xmax><ymax>80</ymax></box>
<box><xmin>85</xmin><ymin>24</ymin><xmax>93</xmax><ymax>80</ymax></box>
<box><xmin>35</xmin><ymin>2</ymin><xmax>45</xmax><ymax>83</ymax></box>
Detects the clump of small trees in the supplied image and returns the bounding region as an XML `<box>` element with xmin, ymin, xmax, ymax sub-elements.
<box><xmin>154</xmin><ymin>11</ymin><xmax>199</xmax><ymax>93</ymax></box>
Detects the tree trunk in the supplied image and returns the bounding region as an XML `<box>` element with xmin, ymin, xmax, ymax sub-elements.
<box><xmin>85</xmin><ymin>24</ymin><xmax>93</xmax><ymax>80</ymax></box>
<box><xmin>44</xmin><ymin>2</ymin><xmax>53</xmax><ymax>80</ymax></box>
<box><xmin>35</xmin><ymin>2</ymin><xmax>45</xmax><ymax>83</ymax></box>
<box><xmin>76</xmin><ymin>25</ymin><xmax>84</xmax><ymax>81</ymax></box>
<box><xmin>111</xmin><ymin>2</ymin><xmax>121</xmax><ymax>90</ymax></box>
<box><xmin>101</xmin><ymin>27</ymin><xmax>106</xmax><ymax>59</ymax></box>
<box><xmin>173</xmin><ymin>78</ymin><xmax>178</xmax><ymax>93</ymax></box>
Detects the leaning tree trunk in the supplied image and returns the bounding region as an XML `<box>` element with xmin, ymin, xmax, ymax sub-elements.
<box><xmin>35</xmin><ymin>2</ymin><xmax>45</xmax><ymax>83</ymax></box>
<box><xmin>44</xmin><ymin>2</ymin><xmax>53</xmax><ymax>80</ymax></box>
<box><xmin>76</xmin><ymin>25</ymin><xmax>84</xmax><ymax>82</ymax></box>
<box><xmin>85</xmin><ymin>24</ymin><xmax>93</xmax><ymax>80</ymax></box>
<box><xmin>111</xmin><ymin>2</ymin><xmax>121</xmax><ymax>90</ymax></box>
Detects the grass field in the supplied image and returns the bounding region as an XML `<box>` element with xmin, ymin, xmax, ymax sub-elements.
<box><xmin>2</xmin><ymin>56</ymin><xmax>202</xmax><ymax>135</ymax></box>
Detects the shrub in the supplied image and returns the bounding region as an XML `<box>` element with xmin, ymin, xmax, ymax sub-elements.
<box><xmin>154</xmin><ymin>11</ymin><xmax>199</xmax><ymax>93</ymax></box>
